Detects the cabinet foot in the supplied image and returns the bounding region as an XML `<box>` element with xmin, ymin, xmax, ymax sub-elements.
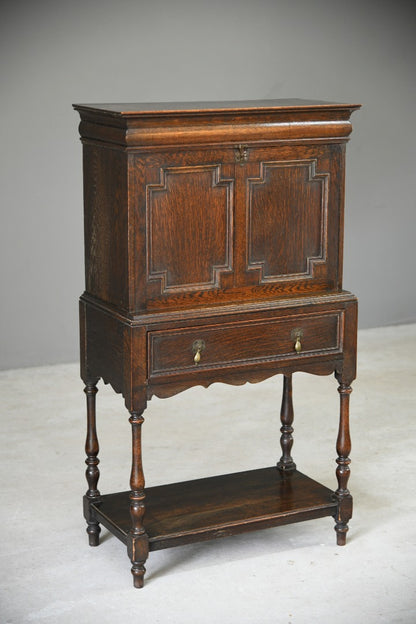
<box><xmin>131</xmin><ymin>564</ymin><xmax>146</xmax><ymax>588</ymax></box>
<box><xmin>335</xmin><ymin>524</ymin><xmax>348</xmax><ymax>546</ymax></box>
<box><xmin>87</xmin><ymin>523</ymin><xmax>101</xmax><ymax>547</ymax></box>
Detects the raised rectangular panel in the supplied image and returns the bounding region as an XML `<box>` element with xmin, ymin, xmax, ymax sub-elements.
<box><xmin>247</xmin><ymin>159</ymin><xmax>329</xmax><ymax>283</ymax></box>
<box><xmin>146</xmin><ymin>164</ymin><xmax>234</xmax><ymax>293</ymax></box>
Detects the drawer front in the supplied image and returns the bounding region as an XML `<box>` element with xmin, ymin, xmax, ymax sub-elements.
<box><xmin>149</xmin><ymin>312</ymin><xmax>342</xmax><ymax>377</ymax></box>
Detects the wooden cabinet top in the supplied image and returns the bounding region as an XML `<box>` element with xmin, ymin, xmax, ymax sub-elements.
<box><xmin>74</xmin><ymin>99</ymin><xmax>360</xmax><ymax>148</ymax></box>
<box><xmin>73</xmin><ymin>99</ymin><xmax>360</xmax><ymax>117</ymax></box>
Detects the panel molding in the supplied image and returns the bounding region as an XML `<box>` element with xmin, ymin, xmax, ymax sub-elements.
<box><xmin>146</xmin><ymin>164</ymin><xmax>233</xmax><ymax>293</ymax></box>
<box><xmin>247</xmin><ymin>159</ymin><xmax>329</xmax><ymax>283</ymax></box>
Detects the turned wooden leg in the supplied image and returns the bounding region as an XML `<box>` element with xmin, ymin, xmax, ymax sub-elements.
<box><xmin>127</xmin><ymin>411</ymin><xmax>149</xmax><ymax>588</ymax></box>
<box><xmin>277</xmin><ymin>374</ymin><xmax>296</xmax><ymax>474</ymax></box>
<box><xmin>334</xmin><ymin>380</ymin><xmax>353</xmax><ymax>545</ymax></box>
<box><xmin>83</xmin><ymin>381</ymin><xmax>101</xmax><ymax>546</ymax></box>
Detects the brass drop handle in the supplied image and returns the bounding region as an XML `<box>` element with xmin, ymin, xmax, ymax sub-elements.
<box><xmin>291</xmin><ymin>328</ymin><xmax>303</xmax><ymax>354</ymax></box>
<box><xmin>192</xmin><ymin>339</ymin><xmax>205</xmax><ymax>365</ymax></box>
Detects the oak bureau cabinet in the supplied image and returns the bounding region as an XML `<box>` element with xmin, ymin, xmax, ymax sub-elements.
<box><xmin>73</xmin><ymin>99</ymin><xmax>360</xmax><ymax>588</ymax></box>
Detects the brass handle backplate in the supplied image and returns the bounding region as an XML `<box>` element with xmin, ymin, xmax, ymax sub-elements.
<box><xmin>192</xmin><ymin>339</ymin><xmax>205</xmax><ymax>365</ymax></box>
<box><xmin>235</xmin><ymin>144</ymin><xmax>249</xmax><ymax>164</ymax></box>
<box><xmin>291</xmin><ymin>328</ymin><xmax>304</xmax><ymax>354</ymax></box>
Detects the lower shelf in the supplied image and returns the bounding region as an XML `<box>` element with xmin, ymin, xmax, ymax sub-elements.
<box><xmin>92</xmin><ymin>467</ymin><xmax>337</xmax><ymax>551</ymax></box>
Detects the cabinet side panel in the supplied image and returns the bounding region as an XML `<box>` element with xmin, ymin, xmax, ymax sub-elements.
<box><xmin>82</xmin><ymin>303</ymin><xmax>125</xmax><ymax>393</ymax></box>
<box><xmin>336</xmin><ymin>298</ymin><xmax>358</xmax><ymax>384</ymax></box>
<box><xmin>80</xmin><ymin>301</ymin><xmax>148</xmax><ymax>411</ymax></box>
<box><xmin>83</xmin><ymin>145</ymin><xmax>128</xmax><ymax>308</ymax></box>
<box><xmin>335</xmin><ymin>144</ymin><xmax>346</xmax><ymax>290</ymax></box>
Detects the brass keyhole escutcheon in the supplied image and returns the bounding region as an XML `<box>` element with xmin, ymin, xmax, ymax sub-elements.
<box><xmin>192</xmin><ymin>339</ymin><xmax>205</xmax><ymax>365</ymax></box>
<box><xmin>234</xmin><ymin>144</ymin><xmax>249</xmax><ymax>164</ymax></box>
<box><xmin>291</xmin><ymin>328</ymin><xmax>304</xmax><ymax>354</ymax></box>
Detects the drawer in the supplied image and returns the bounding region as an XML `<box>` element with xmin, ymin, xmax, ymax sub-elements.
<box><xmin>149</xmin><ymin>312</ymin><xmax>342</xmax><ymax>377</ymax></box>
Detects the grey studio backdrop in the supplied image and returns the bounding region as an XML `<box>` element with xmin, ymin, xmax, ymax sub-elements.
<box><xmin>1</xmin><ymin>0</ymin><xmax>415</xmax><ymax>370</ymax></box>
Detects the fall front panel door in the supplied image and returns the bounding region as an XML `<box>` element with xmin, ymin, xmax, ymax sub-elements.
<box><xmin>132</xmin><ymin>143</ymin><xmax>343</xmax><ymax>311</ymax></box>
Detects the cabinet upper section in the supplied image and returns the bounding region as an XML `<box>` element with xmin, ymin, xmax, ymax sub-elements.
<box><xmin>74</xmin><ymin>101</ymin><xmax>360</xmax><ymax>315</ymax></box>
<box><xmin>73</xmin><ymin>99</ymin><xmax>360</xmax><ymax>148</ymax></box>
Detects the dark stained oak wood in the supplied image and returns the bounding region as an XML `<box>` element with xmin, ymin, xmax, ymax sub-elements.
<box><xmin>83</xmin><ymin>382</ymin><xmax>101</xmax><ymax>547</ymax></box>
<box><xmin>91</xmin><ymin>468</ymin><xmax>338</xmax><ymax>551</ymax></box>
<box><xmin>78</xmin><ymin>142</ymin><xmax>349</xmax><ymax>313</ymax></box>
<box><xmin>333</xmin><ymin>381</ymin><xmax>353</xmax><ymax>545</ymax></box>
<box><xmin>149</xmin><ymin>310</ymin><xmax>341</xmax><ymax>377</ymax></box>
<box><xmin>75</xmin><ymin>99</ymin><xmax>360</xmax><ymax>587</ymax></box>
<box><xmin>146</xmin><ymin>162</ymin><xmax>233</xmax><ymax>293</ymax></box>
<box><xmin>74</xmin><ymin>98</ymin><xmax>360</xmax><ymax>114</ymax></box>
<box><xmin>127</xmin><ymin>411</ymin><xmax>148</xmax><ymax>588</ymax></box>
<box><xmin>73</xmin><ymin>100</ymin><xmax>360</xmax><ymax>150</ymax></box>
<box><xmin>247</xmin><ymin>159</ymin><xmax>327</xmax><ymax>279</ymax></box>
<box><xmin>80</xmin><ymin>293</ymin><xmax>356</xmax><ymax>402</ymax></box>
<box><xmin>277</xmin><ymin>374</ymin><xmax>296</xmax><ymax>474</ymax></box>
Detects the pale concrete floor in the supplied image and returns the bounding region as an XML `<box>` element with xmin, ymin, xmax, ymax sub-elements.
<box><xmin>1</xmin><ymin>324</ymin><xmax>415</xmax><ymax>624</ymax></box>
